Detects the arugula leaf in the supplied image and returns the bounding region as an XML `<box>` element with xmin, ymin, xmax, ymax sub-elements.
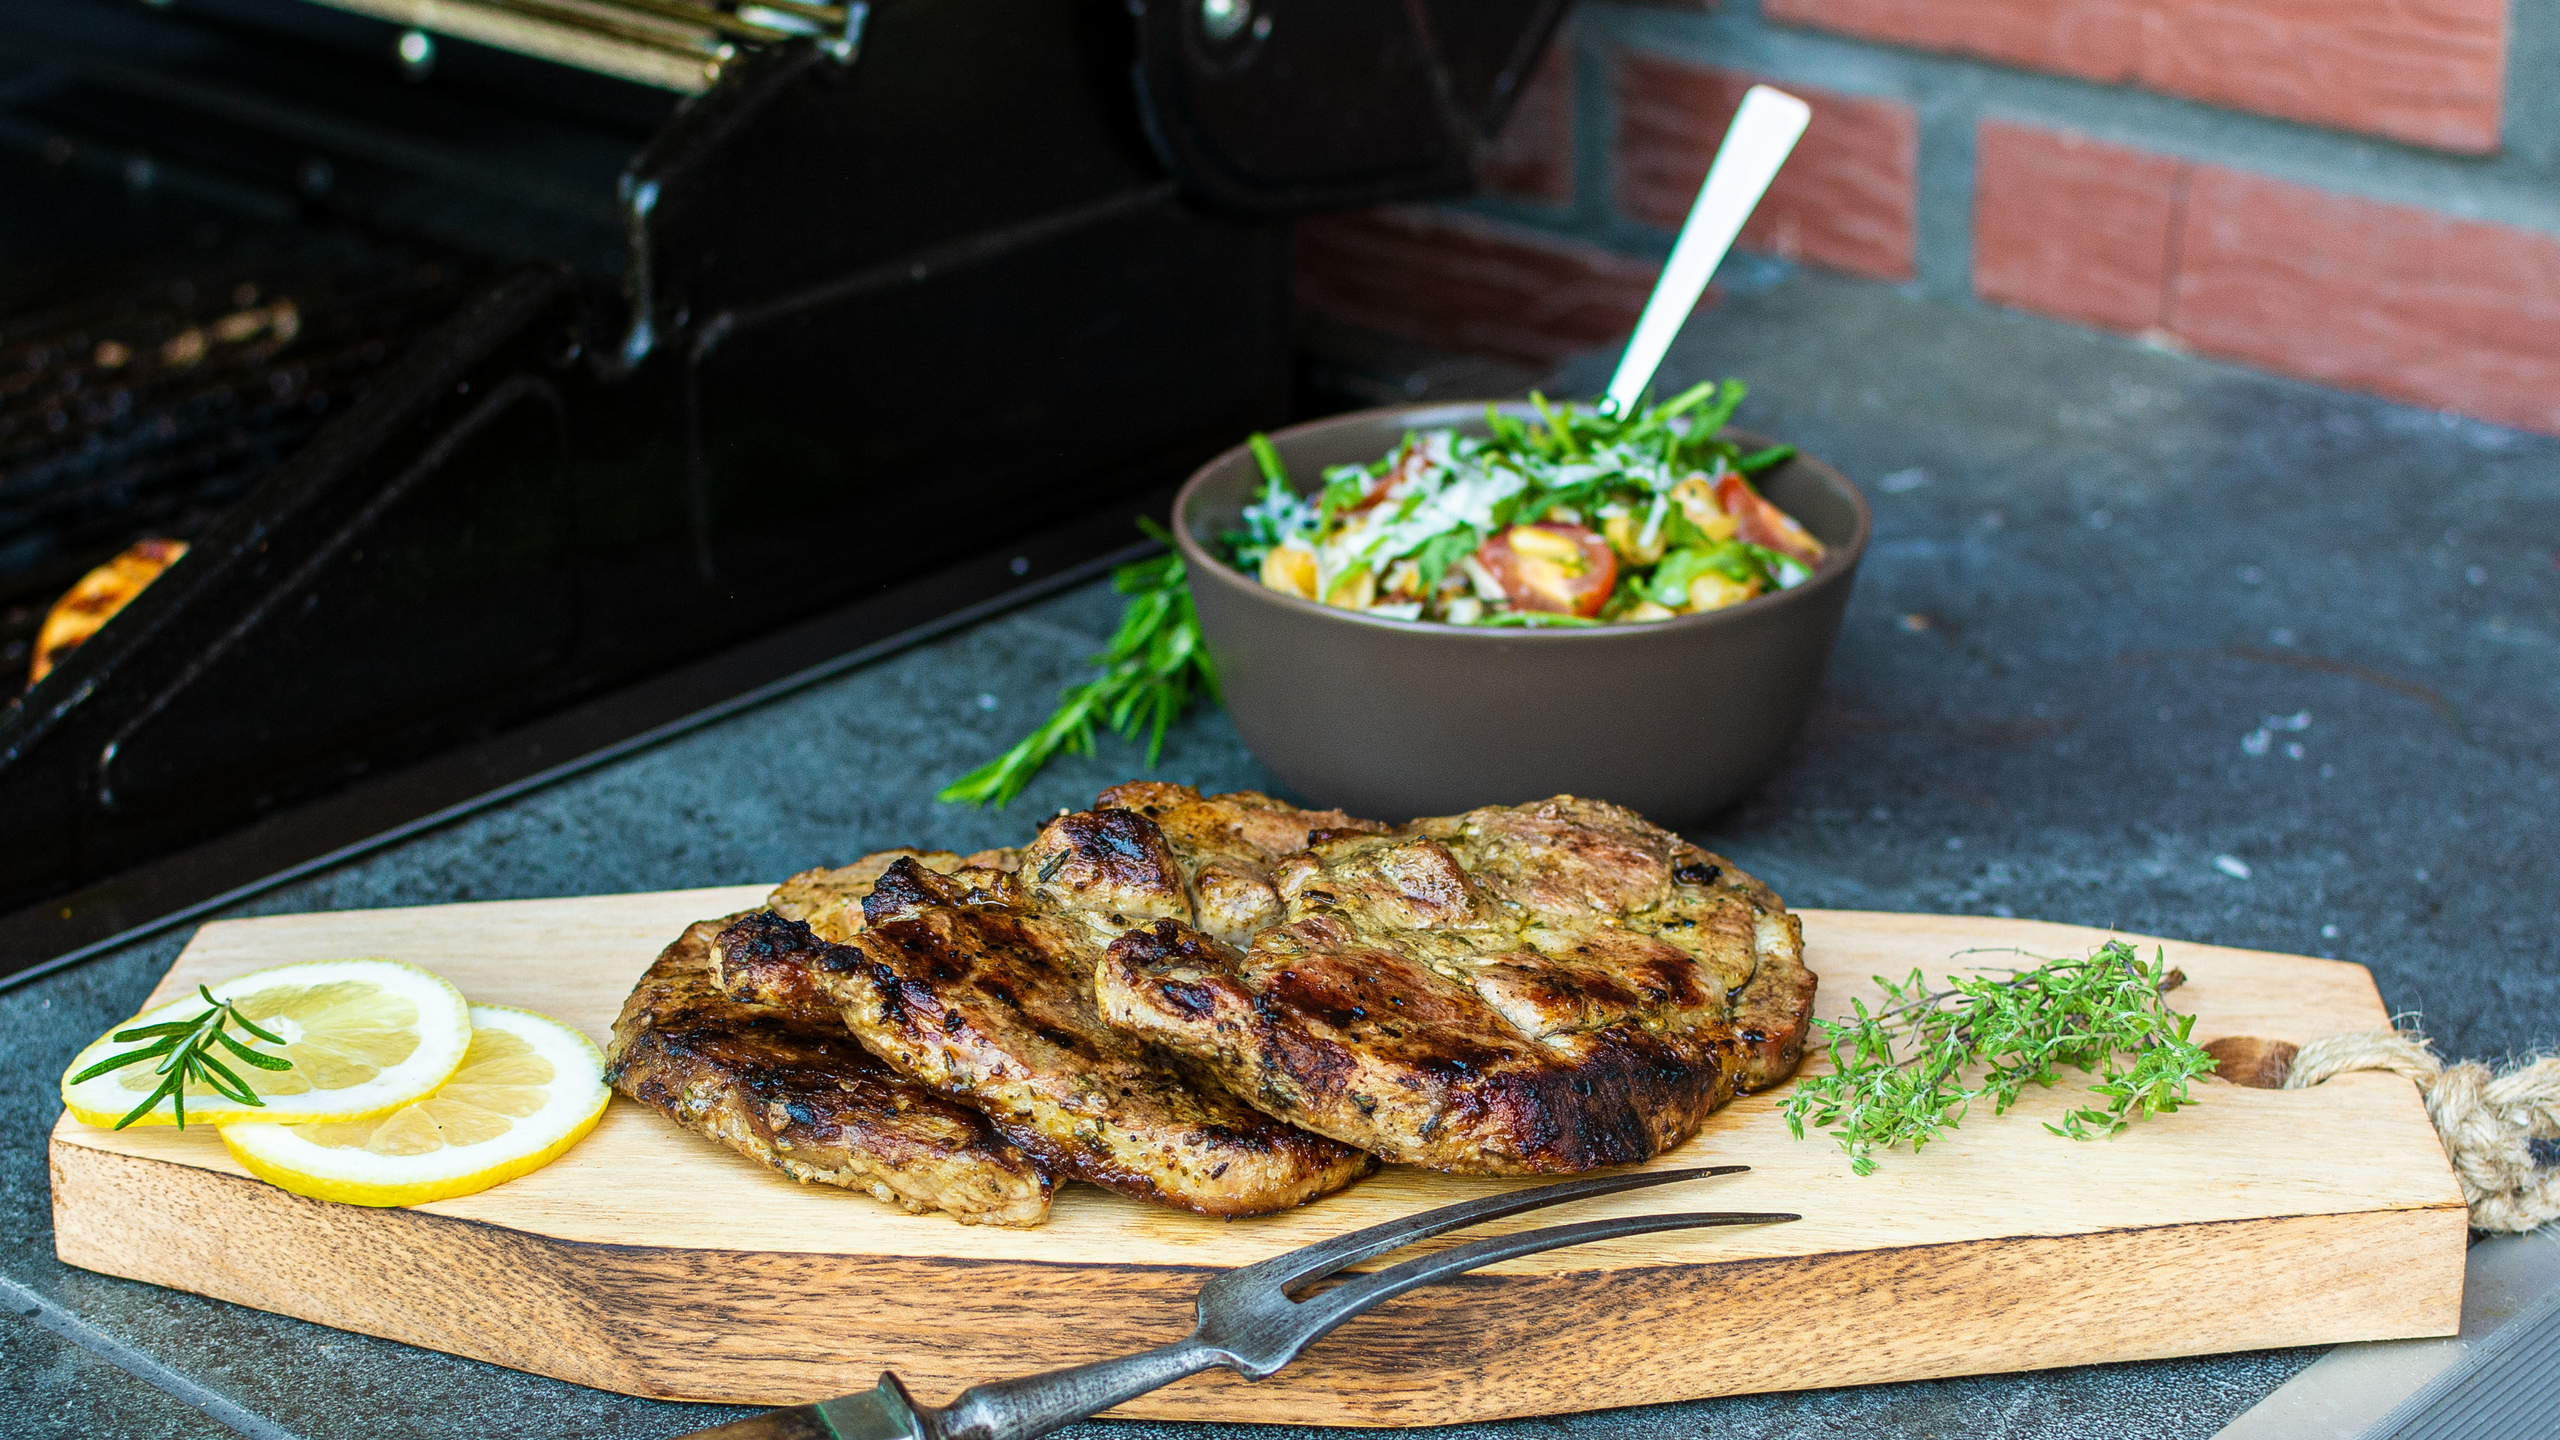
<box><xmin>1529</xmin><ymin>392</ymin><xmax>1579</xmax><ymax>457</ymax></box>
<box><xmin>1598</xmin><ymin>572</ymin><xmax>1650</xmax><ymax>621</ymax></box>
<box><xmin>1410</xmin><ymin>527</ymin><xmax>1481</xmax><ymax>590</ymax></box>
<box><xmin>1248</xmin><ymin>432</ymin><xmax>1289</xmax><ymax>488</ymax></box>
<box><xmin>1740</xmin><ymin>541</ymin><xmax>1813</xmax><ymax>589</ymax></box>
<box><xmin>1317</xmin><ymin>463</ymin><xmax>1370</xmax><ymax>532</ymax></box>
<box><xmin>1687</xmin><ymin>378</ymin><xmax>1748</xmax><ymax>439</ymax></box>
<box><xmin>1657</xmin><ymin>504</ymin><xmax>1714</xmax><ymax>551</ymax></box>
<box><xmin>1644</xmin><ymin>541</ymin><xmax>1771</xmax><ymax>607</ymax></box>
<box><xmin>1224</xmin><ymin>432</ymin><xmax>1318</xmax><ymax>570</ymax></box>
<box><xmin>1644</xmin><ymin>547</ymin><xmax>1712</xmax><ymax>608</ymax></box>
<box><xmin>1618</xmin><ymin>378</ymin><xmax>1721</xmax><ymax>444</ymax></box>
<box><xmin>1528</xmin><ymin>478</ymin><xmax>1613</xmax><ymax>525</ymax></box>
<box><xmin>1736</xmin><ymin>443</ymin><xmax>1796</xmax><ymax>474</ymax></box>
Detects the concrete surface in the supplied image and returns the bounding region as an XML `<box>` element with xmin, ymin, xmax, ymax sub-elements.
<box><xmin>3</xmin><ymin>269</ymin><xmax>2554</xmax><ymax>1438</ymax></box>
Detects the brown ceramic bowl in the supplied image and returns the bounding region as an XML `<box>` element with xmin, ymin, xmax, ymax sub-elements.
<box><xmin>1171</xmin><ymin>401</ymin><xmax>1870</xmax><ymax>825</ymax></box>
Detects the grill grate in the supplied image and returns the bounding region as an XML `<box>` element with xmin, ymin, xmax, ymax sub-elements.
<box><xmin>298</xmin><ymin>0</ymin><xmax>867</xmax><ymax>92</ymax></box>
<box><xmin>0</xmin><ymin>242</ymin><xmax>485</xmax><ymax>689</ymax></box>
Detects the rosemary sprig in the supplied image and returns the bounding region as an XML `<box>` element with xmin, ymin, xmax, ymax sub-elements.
<box><xmin>71</xmin><ymin>985</ymin><xmax>295</xmax><ymax>1129</ymax></box>
<box><xmin>1781</xmin><ymin>940</ymin><xmax>2215</xmax><ymax>1175</ymax></box>
<box><xmin>939</xmin><ymin>520</ymin><xmax>1216</xmax><ymax>808</ymax></box>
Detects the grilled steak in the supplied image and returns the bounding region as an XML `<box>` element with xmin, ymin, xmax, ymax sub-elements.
<box><xmin>607</xmin><ymin>915</ymin><xmax>1052</xmax><ymax>1226</ymax></box>
<box><xmin>765</xmin><ymin>847</ymin><xmax>1021</xmax><ymax>943</ymax></box>
<box><xmin>715</xmin><ymin>811</ymin><xmax>1376</xmax><ymax>1217</ymax></box>
<box><xmin>1089</xmin><ymin>781</ymin><xmax>1389</xmax><ymax>943</ymax></box>
<box><xmin>1095</xmin><ymin>796</ymin><xmax>1817</xmax><ymax>1174</ymax></box>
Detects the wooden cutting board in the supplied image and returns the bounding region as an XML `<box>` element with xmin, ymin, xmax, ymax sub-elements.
<box><xmin>50</xmin><ymin>888</ymin><xmax>2467</xmax><ymax>1425</ymax></box>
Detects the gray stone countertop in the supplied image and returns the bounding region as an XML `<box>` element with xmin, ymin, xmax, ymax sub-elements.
<box><xmin>4</xmin><ymin>270</ymin><xmax>2555</xmax><ymax>1440</ymax></box>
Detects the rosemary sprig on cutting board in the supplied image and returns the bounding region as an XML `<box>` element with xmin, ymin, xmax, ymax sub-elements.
<box><xmin>1782</xmin><ymin>940</ymin><xmax>2215</xmax><ymax>1175</ymax></box>
<box><xmin>69</xmin><ymin>985</ymin><xmax>295</xmax><ymax>1129</ymax></box>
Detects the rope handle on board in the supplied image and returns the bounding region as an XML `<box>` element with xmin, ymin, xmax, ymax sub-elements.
<box><xmin>2210</xmin><ymin>1030</ymin><xmax>2560</xmax><ymax>1233</ymax></box>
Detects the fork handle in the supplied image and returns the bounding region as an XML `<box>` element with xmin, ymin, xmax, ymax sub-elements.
<box><xmin>913</xmin><ymin>1339</ymin><xmax>1222</xmax><ymax>1440</ymax></box>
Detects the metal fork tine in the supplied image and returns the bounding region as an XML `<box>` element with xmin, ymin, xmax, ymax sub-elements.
<box><xmin>1214</xmin><ymin>1164</ymin><xmax>1749</xmax><ymax>1296</ymax></box>
<box><xmin>1286</xmin><ymin>1210</ymin><xmax>1800</xmax><ymax>1349</ymax></box>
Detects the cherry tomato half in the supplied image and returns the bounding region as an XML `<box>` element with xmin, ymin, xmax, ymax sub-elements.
<box><xmin>1476</xmin><ymin>522</ymin><xmax>1618</xmax><ymax>617</ymax></box>
<box><xmin>1714</xmin><ymin>475</ymin><xmax>1826</xmax><ymax>568</ymax></box>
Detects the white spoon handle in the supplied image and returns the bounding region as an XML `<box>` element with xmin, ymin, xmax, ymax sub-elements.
<box><xmin>1603</xmin><ymin>85</ymin><xmax>1811</xmax><ymax>415</ymax></box>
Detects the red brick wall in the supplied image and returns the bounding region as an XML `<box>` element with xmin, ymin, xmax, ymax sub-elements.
<box><xmin>1615</xmin><ymin>53</ymin><xmax>1919</xmax><ymax>282</ymax></box>
<box><xmin>1289</xmin><ymin>12</ymin><xmax>2550</xmax><ymax>437</ymax></box>
<box><xmin>1294</xmin><ymin>207</ymin><xmax>1661</xmax><ymax>365</ymax></box>
<box><xmin>1974</xmin><ymin>120</ymin><xmax>2183</xmax><ymax>333</ymax></box>
<box><xmin>2169</xmin><ymin>169</ymin><xmax>2560</xmax><ymax>434</ymax></box>
<box><xmin>1766</xmin><ymin>0</ymin><xmax>2508</xmax><ymax>153</ymax></box>
<box><xmin>1972</xmin><ymin>121</ymin><xmax>2560</xmax><ymax>434</ymax></box>
<box><xmin>1481</xmin><ymin>42</ymin><xmax>1576</xmax><ymax>207</ymax></box>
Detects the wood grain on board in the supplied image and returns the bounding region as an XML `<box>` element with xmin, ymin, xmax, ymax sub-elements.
<box><xmin>51</xmin><ymin>887</ymin><xmax>2468</xmax><ymax>1423</ymax></box>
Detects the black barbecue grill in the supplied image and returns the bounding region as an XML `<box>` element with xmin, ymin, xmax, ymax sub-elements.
<box><xmin>0</xmin><ymin>0</ymin><xmax>1570</xmax><ymax>945</ymax></box>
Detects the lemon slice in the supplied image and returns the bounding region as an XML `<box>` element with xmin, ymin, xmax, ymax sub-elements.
<box><xmin>62</xmin><ymin>958</ymin><xmax>472</xmax><ymax>1128</ymax></box>
<box><xmin>216</xmin><ymin>1005</ymin><xmax>608</xmax><ymax>1207</ymax></box>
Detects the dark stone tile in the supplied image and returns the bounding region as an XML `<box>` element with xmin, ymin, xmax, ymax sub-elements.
<box><xmin>0</xmin><ymin>1310</ymin><xmax>243</xmax><ymax>1440</ymax></box>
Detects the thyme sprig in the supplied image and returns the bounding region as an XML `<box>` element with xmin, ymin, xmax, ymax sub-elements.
<box><xmin>938</xmin><ymin>521</ymin><xmax>1216</xmax><ymax>808</ymax></box>
<box><xmin>71</xmin><ymin>985</ymin><xmax>295</xmax><ymax>1129</ymax></box>
<box><xmin>1781</xmin><ymin>940</ymin><xmax>2215</xmax><ymax>1175</ymax></box>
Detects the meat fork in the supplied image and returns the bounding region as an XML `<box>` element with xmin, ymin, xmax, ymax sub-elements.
<box><xmin>686</xmin><ymin>1166</ymin><xmax>1797</xmax><ymax>1440</ymax></box>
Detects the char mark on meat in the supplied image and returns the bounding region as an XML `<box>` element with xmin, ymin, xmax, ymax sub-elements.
<box><xmin>767</xmin><ymin>847</ymin><xmax>1021</xmax><ymax>944</ymax></box>
<box><xmin>1095</xmin><ymin>795</ymin><xmax>1816</xmax><ymax>1174</ymax></box>
<box><xmin>606</xmin><ymin>916</ymin><xmax>1052</xmax><ymax>1226</ymax></box>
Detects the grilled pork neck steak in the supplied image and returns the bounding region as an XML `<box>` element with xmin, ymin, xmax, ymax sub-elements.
<box><xmin>764</xmin><ymin>846</ymin><xmax>1023</xmax><ymax>939</ymax></box>
<box><xmin>605</xmin><ymin>916</ymin><xmax>1053</xmax><ymax>1226</ymax></box>
<box><xmin>1095</xmin><ymin>796</ymin><xmax>1817</xmax><ymax>1174</ymax></box>
<box><xmin>1088</xmin><ymin>781</ymin><xmax>1390</xmax><ymax>944</ymax></box>
<box><xmin>715</xmin><ymin>800</ymin><xmax>1377</xmax><ymax>1216</ymax></box>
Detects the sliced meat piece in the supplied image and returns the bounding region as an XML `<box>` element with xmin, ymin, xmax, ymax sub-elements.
<box><xmin>608</xmin><ymin>915</ymin><xmax>1052</xmax><ymax>1226</ymax></box>
<box><xmin>1096</xmin><ymin>796</ymin><xmax>1815</xmax><ymax>1175</ymax></box>
<box><xmin>1014</xmin><ymin>805</ymin><xmax>1193</xmax><ymax>926</ymax></box>
<box><xmin>1093</xmin><ymin>782</ymin><xmax>1390</xmax><ymax>944</ymax></box>
<box><xmin>769</xmin><ymin>847</ymin><xmax>1021</xmax><ymax>943</ymax></box>
<box><xmin>715</xmin><ymin>820</ymin><xmax>1375</xmax><ymax>1217</ymax></box>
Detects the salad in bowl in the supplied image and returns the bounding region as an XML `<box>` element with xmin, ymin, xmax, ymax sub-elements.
<box><xmin>1227</xmin><ymin>381</ymin><xmax>1823</xmax><ymax>628</ymax></box>
<box><xmin>941</xmin><ymin>382</ymin><xmax>1867</xmax><ymax>818</ymax></box>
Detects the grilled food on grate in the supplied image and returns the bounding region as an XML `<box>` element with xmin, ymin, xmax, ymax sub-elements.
<box><xmin>606</xmin><ymin>915</ymin><xmax>1053</xmax><ymax>1226</ymax></box>
<box><xmin>29</xmin><ymin>538</ymin><xmax>185</xmax><ymax>685</ymax></box>
<box><xmin>1097</xmin><ymin>797</ymin><xmax>1817</xmax><ymax>1174</ymax></box>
